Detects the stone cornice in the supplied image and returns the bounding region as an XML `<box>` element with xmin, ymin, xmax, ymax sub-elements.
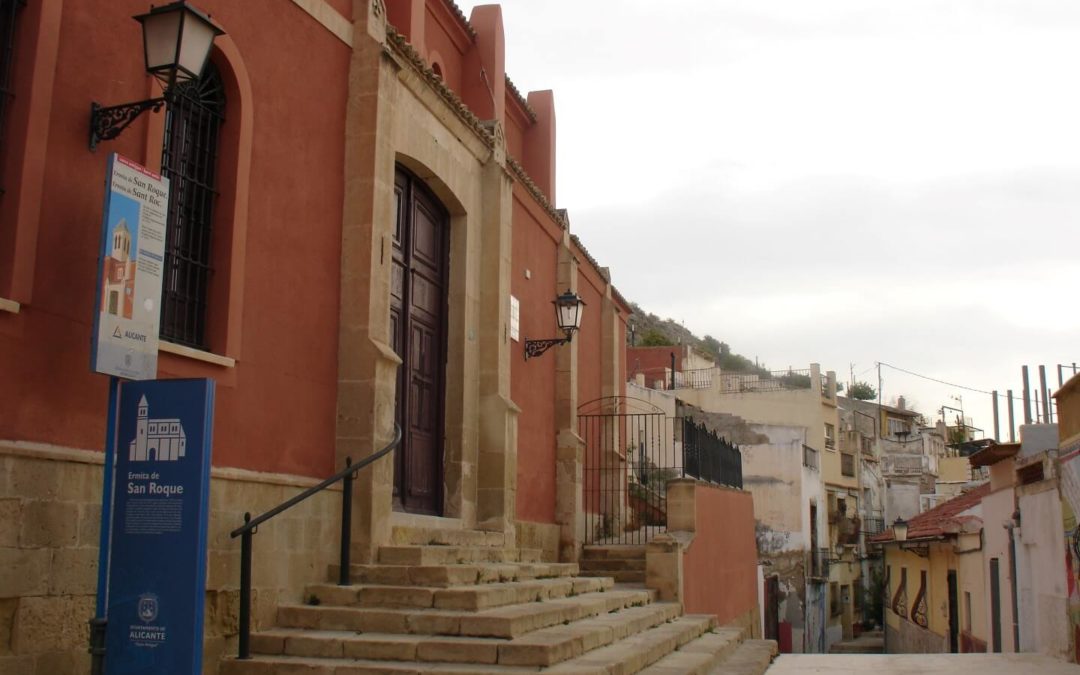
<box><xmin>505</xmin><ymin>75</ymin><xmax>537</xmax><ymax>122</ymax></box>
<box><xmin>441</xmin><ymin>0</ymin><xmax>477</xmax><ymax>40</ymax></box>
<box><xmin>507</xmin><ymin>156</ymin><xmax>565</xmax><ymax>230</ymax></box>
<box><xmin>385</xmin><ymin>28</ymin><xmax>494</xmax><ymax>148</ymax></box>
<box><xmin>570</xmin><ymin>234</ymin><xmax>609</xmax><ymax>283</ymax></box>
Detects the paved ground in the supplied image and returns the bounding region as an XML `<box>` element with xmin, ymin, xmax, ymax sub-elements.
<box><xmin>768</xmin><ymin>653</ymin><xmax>1080</xmax><ymax>674</ymax></box>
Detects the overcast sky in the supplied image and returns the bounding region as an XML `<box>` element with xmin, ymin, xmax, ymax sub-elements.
<box><xmin>460</xmin><ymin>0</ymin><xmax>1080</xmax><ymax>438</ymax></box>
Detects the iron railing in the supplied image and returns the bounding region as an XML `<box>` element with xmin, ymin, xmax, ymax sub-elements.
<box><xmin>682</xmin><ymin>419</ymin><xmax>742</xmax><ymax>488</ymax></box>
<box><xmin>579</xmin><ymin>397</ymin><xmax>743</xmax><ymax>546</ymax></box>
<box><xmin>809</xmin><ymin>547</ymin><xmax>831</xmax><ymax>578</ymax></box>
<box><xmin>862</xmin><ymin>515</ymin><xmax>885</xmax><ymax>537</ymax></box>
<box><xmin>229</xmin><ymin>425</ymin><xmax>401</xmax><ymax>659</ymax></box>
<box><xmin>633</xmin><ymin>366</ymin><xmax>714</xmax><ymax>391</ymax></box>
<box><xmin>718</xmin><ymin>368</ymin><xmax>812</xmax><ymax>394</ymax></box>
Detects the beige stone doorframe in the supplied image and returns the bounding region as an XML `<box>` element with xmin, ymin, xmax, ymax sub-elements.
<box><xmin>336</xmin><ymin>0</ymin><xmax>519</xmax><ymax>562</ymax></box>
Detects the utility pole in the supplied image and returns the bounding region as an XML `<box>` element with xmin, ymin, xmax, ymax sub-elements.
<box><xmin>1022</xmin><ymin>366</ymin><xmax>1032</xmax><ymax>425</ymax></box>
<box><xmin>877</xmin><ymin>362</ymin><xmax>883</xmax><ymax>439</ymax></box>
<box><xmin>992</xmin><ymin>391</ymin><xmax>1000</xmax><ymax>442</ymax></box>
<box><xmin>1039</xmin><ymin>365</ymin><xmax>1050</xmax><ymax>423</ymax></box>
<box><xmin>1007</xmin><ymin>390</ymin><xmax>1016</xmax><ymax>442</ymax></box>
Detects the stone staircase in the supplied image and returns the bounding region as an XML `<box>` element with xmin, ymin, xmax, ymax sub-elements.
<box><xmin>221</xmin><ymin>527</ymin><xmax>777</xmax><ymax>674</ymax></box>
<box><xmin>579</xmin><ymin>545</ymin><xmax>647</xmax><ymax>584</ymax></box>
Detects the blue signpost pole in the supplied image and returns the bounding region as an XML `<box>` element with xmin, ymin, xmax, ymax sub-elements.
<box><xmin>91</xmin><ymin>376</ymin><xmax>121</xmax><ymax>674</ymax></box>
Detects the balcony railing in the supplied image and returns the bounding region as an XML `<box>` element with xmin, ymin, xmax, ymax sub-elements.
<box><xmin>718</xmin><ymin>368</ymin><xmax>812</xmax><ymax>394</ymax></box>
<box><xmin>809</xmin><ymin>547</ymin><xmax>831</xmax><ymax>578</ymax></box>
<box><xmin>882</xmin><ymin>453</ymin><xmax>929</xmax><ymax>476</ymax></box>
<box><xmin>634</xmin><ymin>366</ymin><xmax>714</xmax><ymax>391</ymax></box>
<box><xmin>862</xmin><ymin>516</ymin><xmax>885</xmax><ymax>537</ymax></box>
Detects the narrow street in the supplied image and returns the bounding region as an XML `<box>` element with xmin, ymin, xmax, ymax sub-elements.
<box><xmin>768</xmin><ymin>653</ymin><xmax>1080</xmax><ymax>674</ymax></box>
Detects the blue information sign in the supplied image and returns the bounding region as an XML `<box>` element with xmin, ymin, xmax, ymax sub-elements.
<box><xmin>100</xmin><ymin>378</ymin><xmax>215</xmax><ymax>675</ymax></box>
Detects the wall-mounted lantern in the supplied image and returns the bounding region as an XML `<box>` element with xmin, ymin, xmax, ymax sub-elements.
<box><xmin>524</xmin><ymin>290</ymin><xmax>585</xmax><ymax>360</ymax></box>
<box><xmin>892</xmin><ymin>517</ymin><xmax>908</xmax><ymax>542</ymax></box>
<box><xmin>89</xmin><ymin>1</ymin><xmax>224</xmax><ymax>150</ymax></box>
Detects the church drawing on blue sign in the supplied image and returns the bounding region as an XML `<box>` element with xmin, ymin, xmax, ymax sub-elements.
<box><xmin>129</xmin><ymin>395</ymin><xmax>186</xmax><ymax>461</ymax></box>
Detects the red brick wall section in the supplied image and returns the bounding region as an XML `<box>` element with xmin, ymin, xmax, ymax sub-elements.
<box><xmin>627</xmin><ymin>346</ymin><xmax>683</xmax><ymax>385</ymax></box>
<box><xmin>0</xmin><ymin>0</ymin><xmax>349</xmax><ymax>478</ymax></box>
<box><xmin>510</xmin><ymin>186</ymin><xmax>561</xmax><ymax>524</ymax></box>
<box><xmin>682</xmin><ymin>484</ymin><xmax>759</xmax><ymax>626</ymax></box>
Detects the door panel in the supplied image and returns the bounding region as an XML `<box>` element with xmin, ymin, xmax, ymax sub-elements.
<box><xmin>391</xmin><ymin>168</ymin><xmax>448</xmax><ymax>515</ymax></box>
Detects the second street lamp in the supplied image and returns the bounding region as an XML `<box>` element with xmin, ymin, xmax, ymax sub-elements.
<box><xmin>524</xmin><ymin>290</ymin><xmax>585</xmax><ymax>360</ymax></box>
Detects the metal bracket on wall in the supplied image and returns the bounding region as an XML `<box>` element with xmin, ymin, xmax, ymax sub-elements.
<box><xmin>523</xmin><ymin>336</ymin><xmax>569</xmax><ymax>360</ymax></box>
<box><xmin>90</xmin><ymin>98</ymin><xmax>166</xmax><ymax>151</ymax></box>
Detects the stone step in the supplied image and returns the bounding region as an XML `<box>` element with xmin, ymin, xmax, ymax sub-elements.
<box><xmin>544</xmin><ymin>614</ymin><xmax>717</xmax><ymax>674</ymax></box>
<box><xmin>706</xmin><ymin>639</ymin><xmax>778</xmax><ymax>675</ymax></box>
<box><xmin>391</xmin><ymin>526</ymin><xmax>507</xmax><ymax>548</ymax></box>
<box><xmin>578</xmin><ymin>542</ymin><xmax>643</xmax><ymax>557</ymax></box>
<box><xmin>222</xmin><ymin>654</ymin><xmax>534</xmax><ymax>674</ymax></box>
<box><xmin>276</xmin><ymin>588</ymin><xmax>656</xmax><ymax>639</ymax></box>
<box><xmin>579</xmin><ymin>569</ymin><xmax>646</xmax><ymax>584</ymax></box>
<box><xmin>378</xmin><ymin>545</ymin><xmax>543</xmax><ymax>565</ymax></box>
<box><xmin>334</xmin><ymin>561</ymin><xmax>580</xmax><ymax>587</ymax></box>
<box><xmin>637</xmin><ymin>627</ymin><xmax>744</xmax><ymax>675</ymax></box>
<box><xmin>248</xmin><ymin>602</ymin><xmax>682</xmax><ymax>667</ymax></box>
<box><xmin>580</xmin><ymin>557</ymin><xmax>647</xmax><ymax>572</ymax></box>
<box><xmin>305</xmin><ymin>576</ymin><xmax>614</xmax><ymax>611</ymax></box>
<box><xmin>339</xmin><ymin>557</ymin><xmax>578</xmax><ymax>583</ymax></box>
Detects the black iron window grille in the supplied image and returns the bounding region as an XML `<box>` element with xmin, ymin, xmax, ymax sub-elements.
<box><xmin>912</xmin><ymin>570</ymin><xmax>929</xmax><ymax>627</ymax></box>
<box><xmin>159</xmin><ymin>62</ymin><xmax>225</xmax><ymax>349</ymax></box>
<box><xmin>0</xmin><ymin>0</ymin><xmax>26</xmax><ymax>194</ymax></box>
<box><xmin>892</xmin><ymin>567</ymin><xmax>908</xmax><ymax>617</ymax></box>
<box><xmin>841</xmin><ymin>451</ymin><xmax>855</xmax><ymax>477</ymax></box>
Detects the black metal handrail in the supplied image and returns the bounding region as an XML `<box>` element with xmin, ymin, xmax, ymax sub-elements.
<box><xmin>229</xmin><ymin>425</ymin><xmax>401</xmax><ymax>660</ymax></box>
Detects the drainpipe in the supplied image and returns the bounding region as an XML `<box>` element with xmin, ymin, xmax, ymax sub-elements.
<box><xmin>1006</xmin><ymin>512</ymin><xmax>1021</xmax><ymax>651</ymax></box>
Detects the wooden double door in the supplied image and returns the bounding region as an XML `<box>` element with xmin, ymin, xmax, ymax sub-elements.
<box><xmin>391</xmin><ymin>167</ymin><xmax>449</xmax><ymax>515</ymax></box>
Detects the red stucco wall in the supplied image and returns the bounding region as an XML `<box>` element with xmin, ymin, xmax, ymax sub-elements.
<box><xmin>575</xmin><ymin>265</ymin><xmax>605</xmax><ymax>408</ymax></box>
<box><xmin>627</xmin><ymin>346</ymin><xmax>684</xmax><ymax>385</ymax></box>
<box><xmin>682</xmin><ymin>484</ymin><xmax>759</xmax><ymax>626</ymax></box>
<box><xmin>0</xmin><ymin>0</ymin><xmax>349</xmax><ymax>477</ymax></box>
<box><xmin>510</xmin><ymin>186</ymin><xmax>561</xmax><ymax>524</ymax></box>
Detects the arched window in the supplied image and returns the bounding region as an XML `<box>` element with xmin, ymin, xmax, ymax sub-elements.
<box><xmin>159</xmin><ymin>61</ymin><xmax>225</xmax><ymax>348</ymax></box>
<box><xmin>0</xmin><ymin>0</ymin><xmax>26</xmax><ymax>193</ymax></box>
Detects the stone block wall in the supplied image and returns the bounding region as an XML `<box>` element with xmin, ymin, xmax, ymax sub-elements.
<box><xmin>886</xmin><ymin>615</ymin><xmax>948</xmax><ymax>654</ymax></box>
<box><xmin>1</xmin><ymin>444</ymin><xmax>348</xmax><ymax>675</ymax></box>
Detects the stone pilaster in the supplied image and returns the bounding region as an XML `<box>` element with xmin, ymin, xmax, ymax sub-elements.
<box><xmin>336</xmin><ymin>0</ymin><xmax>397</xmax><ymax>564</ymax></box>
<box><xmin>475</xmin><ymin>121</ymin><xmax>517</xmax><ymax>538</ymax></box>
<box><xmin>555</xmin><ymin>234</ymin><xmax>583</xmax><ymax>561</ymax></box>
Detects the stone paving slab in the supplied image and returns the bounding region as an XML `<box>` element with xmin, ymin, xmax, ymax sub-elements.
<box><xmin>767</xmin><ymin>653</ymin><xmax>1080</xmax><ymax>674</ymax></box>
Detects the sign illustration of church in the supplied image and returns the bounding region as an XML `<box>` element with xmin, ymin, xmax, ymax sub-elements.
<box><xmin>129</xmin><ymin>395</ymin><xmax>187</xmax><ymax>462</ymax></box>
<box><xmin>101</xmin><ymin>217</ymin><xmax>137</xmax><ymax>320</ymax></box>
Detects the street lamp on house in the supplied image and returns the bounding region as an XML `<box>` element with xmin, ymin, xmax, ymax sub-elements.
<box><xmin>524</xmin><ymin>290</ymin><xmax>585</xmax><ymax>360</ymax></box>
<box><xmin>892</xmin><ymin>517</ymin><xmax>908</xmax><ymax>543</ymax></box>
<box><xmin>90</xmin><ymin>1</ymin><xmax>224</xmax><ymax>150</ymax></box>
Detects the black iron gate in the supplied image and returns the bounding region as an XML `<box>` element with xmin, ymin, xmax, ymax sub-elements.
<box><xmin>579</xmin><ymin>396</ymin><xmax>742</xmax><ymax>545</ymax></box>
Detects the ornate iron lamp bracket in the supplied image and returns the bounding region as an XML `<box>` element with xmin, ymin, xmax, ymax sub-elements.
<box><xmin>524</xmin><ymin>336</ymin><xmax>569</xmax><ymax>360</ymax></box>
<box><xmin>90</xmin><ymin>98</ymin><xmax>166</xmax><ymax>151</ymax></box>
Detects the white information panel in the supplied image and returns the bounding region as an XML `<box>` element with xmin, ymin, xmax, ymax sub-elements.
<box><xmin>91</xmin><ymin>154</ymin><xmax>169</xmax><ymax>381</ymax></box>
